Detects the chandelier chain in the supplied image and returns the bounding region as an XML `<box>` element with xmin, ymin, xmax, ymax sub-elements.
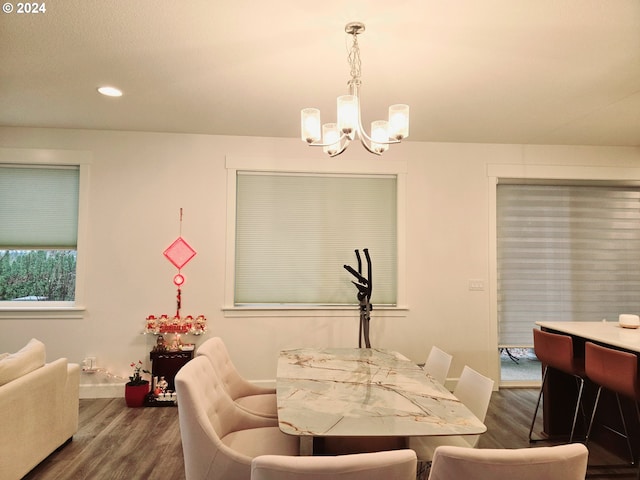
<box><xmin>347</xmin><ymin>33</ymin><xmax>362</xmax><ymax>86</ymax></box>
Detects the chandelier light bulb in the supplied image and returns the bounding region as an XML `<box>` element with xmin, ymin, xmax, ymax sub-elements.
<box><xmin>371</xmin><ymin>120</ymin><xmax>390</xmax><ymax>154</ymax></box>
<box><xmin>301</xmin><ymin>108</ymin><xmax>321</xmax><ymax>143</ymax></box>
<box><xmin>388</xmin><ymin>104</ymin><xmax>410</xmax><ymax>140</ymax></box>
<box><xmin>300</xmin><ymin>22</ymin><xmax>409</xmax><ymax>157</ymax></box>
<box><xmin>323</xmin><ymin>123</ymin><xmax>340</xmax><ymax>156</ymax></box>
<box><xmin>337</xmin><ymin>95</ymin><xmax>358</xmax><ymax>139</ymax></box>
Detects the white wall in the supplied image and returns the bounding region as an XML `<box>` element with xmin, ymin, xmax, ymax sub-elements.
<box><xmin>1</xmin><ymin>126</ymin><xmax>639</xmax><ymax>389</ymax></box>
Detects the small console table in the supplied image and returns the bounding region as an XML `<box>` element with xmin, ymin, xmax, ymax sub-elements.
<box><xmin>149</xmin><ymin>350</ymin><xmax>193</xmax><ymax>391</ymax></box>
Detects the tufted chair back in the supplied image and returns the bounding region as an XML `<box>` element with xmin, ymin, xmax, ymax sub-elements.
<box><xmin>196</xmin><ymin>337</ymin><xmax>277</xmax><ymax>418</ymax></box>
<box><xmin>175</xmin><ymin>356</ymin><xmax>297</xmax><ymax>480</ymax></box>
<box><xmin>197</xmin><ymin>337</ymin><xmax>274</xmax><ymax>399</ymax></box>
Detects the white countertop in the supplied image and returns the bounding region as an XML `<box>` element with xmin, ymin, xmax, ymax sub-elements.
<box><xmin>536</xmin><ymin>320</ymin><xmax>640</xmax><ymax>353</ymax></box>
<box><xmin>276</xmin><ymin>347</ymin><xmax>487</xmax><ymax>438</ymax></box>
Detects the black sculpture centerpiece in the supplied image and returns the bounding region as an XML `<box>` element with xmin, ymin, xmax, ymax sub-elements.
<box><xmin>344</xmin><ymin>248</ymin><xmax>373</xmax><ymax>348</ymax></box>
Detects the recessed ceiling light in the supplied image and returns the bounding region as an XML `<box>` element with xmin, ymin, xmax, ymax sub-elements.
<box><xmin>97</xmin><ymin>86</ymin><xmax>123</xmax><ymax>97</ymax></box>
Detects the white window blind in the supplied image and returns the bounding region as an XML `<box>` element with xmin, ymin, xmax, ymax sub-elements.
<box><xmin>235</xmin><ymin>172</ymin><xmax>397</xmax><ymax>305</ymax></box>
<box><xmin>497</xmin><ymin>183</ymin><xmax>640</xmax><ymax>347</ymax></box>
<box><xmin>0</xmin><ymin>165</ymin><xmax>79</xmax><ymax>248</ymax></box>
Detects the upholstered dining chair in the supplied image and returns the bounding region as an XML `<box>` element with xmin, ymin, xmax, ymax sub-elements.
<box><xmin>408</xmin><ymin>365</ymin><xmax>494</xmax><ymax>462</ymax></box>
<box><xmin>427</xmin><ymin>444</ymin><xmax>588</xmax><ymax>480</ymax></box>
<box><xmin>529</xmin><ymin>328</ymin><xmax>586</xmax><ymax>443</ymax></box>
<box><xmin>196</xmin><ymin>337</ymin><xmax>277</xmax><ymax>418</ymax></box>
<box><xmin>175</xmin><ymin>356</ymin><xmax>299</xmax><ymax>480</ymax></box>
<box><xmin>251</xmin><ymin>449</ymin><xmax>417</xmax><ymax>480</ymax></box>
<box><xmin>585</xmin><ymin>341</ymin><xmax>640</xmax><ymax>471</ymax></box>
<box><xmin>423</xmin><ymin>346</ymin><xmax>453</xmax><ymax>385</ymax></box>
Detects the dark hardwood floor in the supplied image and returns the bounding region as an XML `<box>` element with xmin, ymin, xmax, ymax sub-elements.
<box><xmin>23</xmin><ymin>398</ymin><xmax>185</xmax><ymax>480</ymax></box>
<box><xmin>22</xmin><ymin>389</ymin><xmax>637</xmax><ymax>479</ymax></box>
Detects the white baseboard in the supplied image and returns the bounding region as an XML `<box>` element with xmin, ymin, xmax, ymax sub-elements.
<box><xmin>79</xmin><ymin>369</ymin><xmax>125</xmax><ymax>398</ymax></box>
<box><xmin>80</xmin><ymin>381</ymin><xmax>125</xmax><ymax>399</ymax></box>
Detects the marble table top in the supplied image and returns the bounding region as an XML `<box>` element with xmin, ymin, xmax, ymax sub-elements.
<box><xmin>276</xmin><ymin>347</ymin><xmax>487</xmax><ymax>438</ymax></box>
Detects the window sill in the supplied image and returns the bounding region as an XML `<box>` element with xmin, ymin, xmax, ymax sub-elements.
<box><xmin>0</xmin><ymin>305</ymin><xmax>86</xmax><ymax>320</ymax></box>
<box><xmin>223</xmin><ymin>305</ymin><xmax>408</xmax><ymax>318</ymax></box>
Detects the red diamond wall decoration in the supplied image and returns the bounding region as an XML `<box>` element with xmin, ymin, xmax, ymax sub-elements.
<box><xmin>163</xmin><ymin>237</ymin><xmax>196</xmax><ymax>270</ymax></box>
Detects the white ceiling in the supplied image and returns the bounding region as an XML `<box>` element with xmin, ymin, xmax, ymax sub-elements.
<box><xmin>2</xmin><ymin>0</ymin><xmax>639</xmax><ymax>146</ymax></box>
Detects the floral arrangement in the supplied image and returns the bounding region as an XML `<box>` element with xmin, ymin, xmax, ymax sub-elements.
<box><xmin>127</xmin><ymin>360</ymin><xmax>150</xmax><ymax>386</ymax></box>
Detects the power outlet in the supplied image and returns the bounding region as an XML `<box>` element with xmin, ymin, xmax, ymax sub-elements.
<box><xmin>468</xmin><ymin>279</ymin><xmax>485</xmax><ymax>291</ymax></box>
<box><xmin>83</xmin><ymin>356</ymin><xmax>97</xmax><ymax>371</ymax></box>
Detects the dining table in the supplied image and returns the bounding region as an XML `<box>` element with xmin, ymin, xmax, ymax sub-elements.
<box><xmin>276</xmin><ymin>347</ymin><xmax>487</xmax><ymax>455</ymax></box>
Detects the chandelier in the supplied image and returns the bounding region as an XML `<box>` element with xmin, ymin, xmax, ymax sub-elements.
<box><xmin>301</xmin><ymin>22</ymin><xmax>409</xmax><ymax>157</ymax></box>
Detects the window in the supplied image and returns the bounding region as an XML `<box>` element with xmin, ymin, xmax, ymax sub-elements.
<box><xmin>0</xmin><ymin>148</ymin><xmax>89</xmax><ymax>313</ymax></box>
<box><xmin>0</xmin><ymin>250</ymin><xmax>77</xmax><ymax>301</ymax></box>
<box><xmin>225</xmin><ymin>157</ymin><xmax>407</xmax><ymax>312</ymax></box>
<box><xmin>497</xmin><ymin>182</ymin><xmax>640</xmax><ymax>347</ymax></box>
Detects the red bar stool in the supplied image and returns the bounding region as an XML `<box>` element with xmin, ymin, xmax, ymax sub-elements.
<box><xmin>529</xmin><ymin>328</ymin><xmax>586</xmax><ymax>443</ymax></box>
<box><xmin>585</xmin><ymin>341</ymin><xmax>640</xmax><ymax>473</ymax></box>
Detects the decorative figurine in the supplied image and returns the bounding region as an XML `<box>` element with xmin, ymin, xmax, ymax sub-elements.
<box><xmin>152</xmin><ymin>335</ymin><xmax>167</xmax><ymax>353</ymax></box>
<box><xmin>157</xmin><ymin>376</ymin><xmax>168</xmax><ymax>393</ymax></box>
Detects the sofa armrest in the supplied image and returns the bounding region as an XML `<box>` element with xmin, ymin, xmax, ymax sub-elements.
<box><xmin>0</xmin><ymin>358</ymin><xmax>80</xmax><ymax>480</ymax></box>
<box><xmin>63</xmin><ymin>362</ymin><xmax>81</xmax><ymax>436</ymax></box>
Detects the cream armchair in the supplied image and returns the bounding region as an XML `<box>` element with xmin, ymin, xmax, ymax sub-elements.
<box><xmin>196</xmin><ymin>337</ymin><xmax>277</xmax><ymax>418</ymax></box>
<box><xmin>427</xmin><ymin>444</ymin><xmax>588</xmax><ymax>480</ymax></box>
<box><xmin>251</xmin><ymin>450</ymin><xmax>417</xmax><ymax>480</ymax></box>
<box><xmin>175</xmin><ymin>356</ymin><xmax>299</xmax><ymax>480</ymax></box>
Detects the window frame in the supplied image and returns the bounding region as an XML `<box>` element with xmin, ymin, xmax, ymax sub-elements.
<box><xmin>496</xmin><ymin>181</ymin><xmax>640</xmax><ymax>347</ymax></box>
<box><xmin>0</xmin><ymin>147</ymin><xmax>91</xmax><ymax>319</ymax></box>
<box><xmin>224</xmin><ymin>156</ymin><xmax>408</xmax><ymax>318</ymax></box>
<box><xmin>488</xmin><ymin>163</ymin><xmax>640</xmax><ymax>383</ymax></box>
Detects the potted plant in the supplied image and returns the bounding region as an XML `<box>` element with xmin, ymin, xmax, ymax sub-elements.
<box><xmin>125</xmin><ymin>360</ymin><xmax>150</xmax><ymax>407</ymax></box>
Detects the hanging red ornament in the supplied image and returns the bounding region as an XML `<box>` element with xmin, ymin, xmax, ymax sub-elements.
<box><xmin>163</xmin><ymin>237</ymin><xmax>196</xmax><ymax>271</ymax></box>
<box><xmin>144</xmin><ymin>208</ymin><xmax>207</xmax><ymax>341</ymax></box>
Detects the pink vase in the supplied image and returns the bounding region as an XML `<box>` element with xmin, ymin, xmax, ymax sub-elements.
<box><xmin>125</xmin><ymin>382</ymin><xmax>149</xmax><ymax>407</ymax></box>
